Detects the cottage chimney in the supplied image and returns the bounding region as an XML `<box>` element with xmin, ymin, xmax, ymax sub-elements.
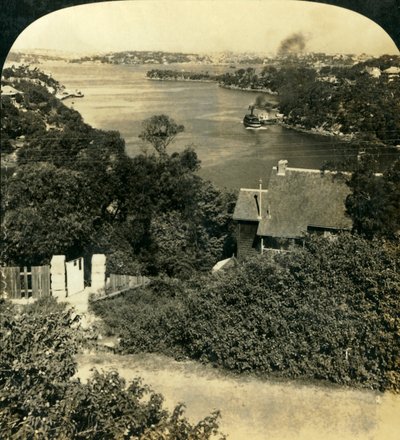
<box><xmin>277</xmin><ymin>160</ymin><xmax>288</xmax><ymax>176</ymax></box>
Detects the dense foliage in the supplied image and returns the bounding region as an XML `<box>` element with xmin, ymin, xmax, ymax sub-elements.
<box><xmin>1</xmin><ymin>67</ymin><xmax>235</xmax><ymax>275</ymax></box>
<box><xmin>93</xmin><ymin>234</ymin><xmax>400</xmax><ymax>392</ymax></box>
<box><xmin>147</xmin><ymin>69</ymin><xmax>220</xmax><ymax>82</ymax></box>
<box><xmin>139</xmin><ymin>114</ymin><xmax>184</xmax><ymax>158</ymax></box>
<box><xmin>346</xmin><ymin>156</ymin><xmax>400</xmax><ymax>239</ymax></box>
<box><xmin>0</xmin><ymin>297</ymin><xmax>223</xmax><ymax>439</ymax></box>
<box><xmin>91</xmin><ymin>278</ymin><xmax>188</xmax><ymax>357</ymax></box>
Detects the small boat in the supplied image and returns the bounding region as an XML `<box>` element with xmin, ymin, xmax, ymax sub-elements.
<box><xmin>243</xmin><ymin>106</ymin><xmax>261</xmax><ymax>128</ymax></box>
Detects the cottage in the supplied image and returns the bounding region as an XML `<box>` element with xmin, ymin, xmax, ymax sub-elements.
<box><xmin>364</xmin><ymin>67</ymin><xmax>381</xmax><ymax>78</ymax></box>
<box><xmin>383</xmin><ymin>66</ymin><xmax>400</xmax><ymax>81</ymax></box>
<box><xmin>0</xmin><ymin>85</ymin><xmax>22</xmax><ymax>97</ymax></box>
<box><xmin>232</xmin><ymin>182</ymin><xmax>268</xmax><ymax>260</ymax></box>
<box><xmin>233</xmin><ymin>160</ymin><xmax>352</xmax><ymax>258</ymax></box>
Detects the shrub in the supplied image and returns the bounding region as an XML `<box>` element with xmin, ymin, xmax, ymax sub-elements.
<box><xmin>90</xmin><ymin>285</ymin><xmax>188</xmax><ymax>357</ymax></box>
<box><xmin>93</xmin><ymin>234</ymin><xmax>400</xmax><ymax>391</ymax></box>
<box><xmin>0</xmin><ymin>299</ymin><xmax>223</xmax><ymax>439</ymax></box>
<box><xmin>182</xmin><ymin>234</ymin><xmax>400</xmax><ymax>390</ymax></box>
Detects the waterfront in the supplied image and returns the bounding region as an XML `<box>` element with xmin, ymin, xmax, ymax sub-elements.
<box><xmin>41</xmin><ymin>62</ymin><xmax>352</xmax><ymax>188</ymax></box>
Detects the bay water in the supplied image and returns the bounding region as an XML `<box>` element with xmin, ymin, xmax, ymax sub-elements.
<box><xmin>41</xmin><ymin>62</ymin><xmax>350</xmax><ymax>189</ymax></box>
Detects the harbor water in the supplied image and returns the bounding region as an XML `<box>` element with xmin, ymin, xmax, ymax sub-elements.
<box><xmin>41</xmin><ymin>62</ymin><xmax>353</xmax><ymax>189</ymax></box>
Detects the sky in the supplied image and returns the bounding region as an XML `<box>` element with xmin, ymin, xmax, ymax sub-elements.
<box><xmin>11</xmin><ymin>0</ymin><xmax>399</xmax><ymax>56</ymax></box>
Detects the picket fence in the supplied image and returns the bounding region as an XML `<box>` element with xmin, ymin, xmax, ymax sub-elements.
<box><xmin>0</xmin><ymin>265</ymin><xmax>51</xmax><ymax>299</ymax></box>
<box><xmin>92</xmin><ymin>274</ymin><xmax>150</xmax><ymax>302</ymax></box>
<box><xmin>0</xmin><ymin>261</ymin><xmax>150</xmax><ymax>302</ymax></box>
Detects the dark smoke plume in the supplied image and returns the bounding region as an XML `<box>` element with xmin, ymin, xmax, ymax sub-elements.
<box><xmin>278</xmin><ymin>32</ymin><xmax>307</xmax><ymax>54</ymax></box>
<box><xmin>253</xmin><ymin>94</ymin><xmax>274</xmax><ymax>110</ymax></box>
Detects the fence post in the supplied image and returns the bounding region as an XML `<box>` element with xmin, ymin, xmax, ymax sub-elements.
<box><xmin>50</xmin><ymin>255</ymin><xmax>66</xmax><ymax>299</ymax></box>
<box><xmin>22</xmin><ymin>266</ymin><xmax>29</xmax><ymax>298</ymax></box>
<box><xmin>32</xmin><ymin>266</ymin><xmax>51</xmax><ymax>298</ymax></box>
<box><xmin>31</xmin><ymin>266</ymin><xmax>40</xmax><ymax>298</ymax></box>
<box><xmin>0</xmin><ymin>267</ymin><xmax>21</xmax><ymax>299</ymax></box>
<box><xmin>91</xmin><ymin>254</ymin><xmax>106</xmax><ymax>292</ymax></box>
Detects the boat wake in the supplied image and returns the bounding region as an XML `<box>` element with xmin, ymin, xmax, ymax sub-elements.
<box><xmin>245</xmin><ymin>126</ymin><xmax>268</xmax><ymax>130</ymax></box>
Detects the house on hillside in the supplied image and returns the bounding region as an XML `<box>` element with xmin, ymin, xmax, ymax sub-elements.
<box><xmin>0</xmin><ymin>85</ymin><xmax>22</xmax><ymax>97</ymax></box>
<box><xmin>383</xmin><ymin>66</ymin><xmax>400</xmax><ymax>81</ymax></box>
<box><xmin>364</xmin><ymin>66</ymin><xmax>382</xmax><ymax>78</ymax></box>
<box><xmin>233</xmin><ymin>160</ymin><xmax>352</xmax><ymax>259</ymax></box>
<box><xmin>232</xmin><ymin>183</ymin><xmax>268</xmax><ymax>260</ymax></box>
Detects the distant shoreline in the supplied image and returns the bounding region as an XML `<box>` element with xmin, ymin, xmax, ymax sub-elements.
<box><xmin>219</xmin><ymin>84</ymin><xmax>278</xmax><ymax>95</ymax></box>
<box><xmin>277</xmin><ymin>121</ymin><xmax>355</xmax><ymax>141</ymax></box>
<box><xmin>146</xmin><ymin>77</ymin><xmax>216</xmax><ymax>84</ymax></box>
<box><xmin>147</xmin><ymin>76</ymin><xmax>278</xmax><ymax>95</ymax></box>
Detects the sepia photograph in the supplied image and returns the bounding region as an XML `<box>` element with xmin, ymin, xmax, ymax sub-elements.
<box><xmin>1</xmin><ymin>0</ymin><xmax>399</xmax><ymax>438</ymax></box>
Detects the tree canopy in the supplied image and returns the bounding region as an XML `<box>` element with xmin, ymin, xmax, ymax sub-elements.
<box><xmin>138</xmin><ymin>114</ymin><xmax>184</xmax><ymax>157</ymax></box>
<box><xmin>346</xmin><ymin>157</ymin><xmax>400</xmax><ymax>239</ymax></box>
<box><xmin>1</xmin><ymin>67</ymin><xmax>235</xmax><ymax>275</ymax></box>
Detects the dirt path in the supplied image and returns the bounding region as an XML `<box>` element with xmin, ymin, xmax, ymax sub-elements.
<box><xmin>76</xmin><ymin>352</ymin><xmax>400</xmax><ymax>440</ymax></box>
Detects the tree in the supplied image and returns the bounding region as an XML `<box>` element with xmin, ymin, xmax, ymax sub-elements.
<box><xmin>148</xmin><ymin>210</ymin><xmax>197</xmax><ymax>278</ymax></box>
<box><xmin>1</xmin><ymin>163</ymin><xmax>98</xmax><ymax>265</ymax></box>
<box><xmin>121</xmin><ymin>149</ymin><xmax>236</xmax><ymax>276</ymax></box>
<box><xmin>346</xmin><ymin>157</ymin><xmax>400</xmax><ymax>239</ymax></box>
<box><xmin>1</xmin><ymin>66</ymin><xmax>235</xmax><ymax>276</ymax></box>
<box><xmin>138</xmin><ymin>114</ymin><xmax>184</xmax><ymax>157</ymax></box>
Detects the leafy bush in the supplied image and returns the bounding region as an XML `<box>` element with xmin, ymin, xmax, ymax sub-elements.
<box><xmin>186</xmin><ymin>235</ymin><xmax>400</xmax><ymax>390</ymax></box>
<box><xmin>0</xmin><ymin>299</ymin><xmax>223</xmax><ymax>439</ymax></box>
<box><xmin>0</xmin><ymin>299</ymin><xmax>79</xmax><ymax>437</ymax></box>
<box><xmin>90</xmin><ymin>283</ymin><xmax>187</xmax><ymax>358</ymax></box>
<box><xmin>93</xmin><ymin>234</ymin><xmax>400</xmax><ymax>391</ymax></box>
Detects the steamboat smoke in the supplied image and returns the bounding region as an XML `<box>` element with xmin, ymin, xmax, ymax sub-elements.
<box><xmin>252</xmin><ymin>95</ymin><xmax>273</xmax><ymax>111</ymax></box>
<box><xmin>278</xmin><ymin>32</ymin><xmax>307</xmax><ymax>54</ymax></box>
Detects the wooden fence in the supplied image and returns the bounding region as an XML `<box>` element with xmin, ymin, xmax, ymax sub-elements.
<box><xmin>0</xmin><ymin>265</ymin><xmax>51</xmax><ymax>299</ymax></box>
<box><xmin>91</xmin><ymin>274</ymin><xmax>150</xmax><ymax>302</ymax></box>
<box><xmin>0</xmin><ymin>264</ymin><xmax>149</xmax><ymax>303</ymax></box>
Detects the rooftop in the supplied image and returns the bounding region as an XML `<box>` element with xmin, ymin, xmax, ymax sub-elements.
<box><xmin>383</xmin><ymin>66</ymin><xmax>400</xmax><ymax>74</ymax></box>
<box><xmin>233</xmin><ymin>188</ymin><xmax>269</xmax><ymax>222</ymax></box>
<box><xmin>257</xmin><ymin>166</ymin><xmax>352</xmax><ymax>238</ymax></box>
<box><xmin>1</xmin><ymin>85</ymin><xmax>21</xmax><ymax>96</ymax></box>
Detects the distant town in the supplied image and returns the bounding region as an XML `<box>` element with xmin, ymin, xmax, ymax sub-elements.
<box><xmin>7</xmin><ymin>48</ymin><xmax>386</xmax><ymax>67</ymax></box>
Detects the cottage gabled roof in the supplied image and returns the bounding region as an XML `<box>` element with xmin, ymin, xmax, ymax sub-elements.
<box><xmin>233</xmin><ymin>188</ymin><xmax>269</xmax><ymax>222</ymax></box>
<box><xmin>383</xmin><ymin>66</ymin><xmax>400</xmax><ymax>75</ymax></box>
<box><xmin>257</xmin><ymin>167</ymin><xmax>352</xmax><ymax>238</ymax></box>
<box><xmin>0</xmin><ymin>85</ymin><xmax>21</xmax><ymax>96</ymax></box>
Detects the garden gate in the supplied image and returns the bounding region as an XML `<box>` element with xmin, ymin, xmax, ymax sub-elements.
<box><xmin>65</xmin><ymin>257</ymin><xmax>85</xmax><ymax>296</ymax></box>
